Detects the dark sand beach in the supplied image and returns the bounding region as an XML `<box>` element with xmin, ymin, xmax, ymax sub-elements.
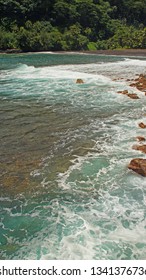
<box><xmin>1</xmin><ymin>48</ymin><xmax>146</xmax><ymax>56</ymax></box>
<box><xmin>82</xmin><ymin>49</ymin><xmax>146</xmax><ymax>56</ymax></box>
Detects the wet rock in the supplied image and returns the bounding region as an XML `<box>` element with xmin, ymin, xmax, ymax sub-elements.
<box><xmin>134</xmin><ymin>78</ymin><xmax>139</xmax><ymax>81</ymax></box>
<box><xmin>123</xmin><ymin>90</ymin><xmax>128</xmax><ymax>94</ymax></box>
<box><xmin>128</xmin><ymin>158</ymin><xmax>146</xmax><ymax>176</ymax></box>
<box><xmin>117</xmin><ymin>90</ymin><xmax>139</xmax><ymax>99</ymax></box>
<box><xmin>129</xmin><ymin>83</ymin><xmax>136</xmax><ymax>87</ymax></box>
<box><xmin>136</xmin><ymin>136</ymin><xmax>146</xmax><ymax>142</ymax></box>
<box><xmin>138</xmin><ymin>122</ymin><xmax>146</xmax><ymax>128</ymax></box>
<box><xmin>129</xmin><ymin>74</ymin><xmax>146</xmax><ymax>92</ymax></box>
<box><xmin>127</xmin><ymin>93</ymin><xmax>139</xmax><ymax>99</ymax></box>
<box><xmin>76</xmin><ymin>79</ymin><xmax>84</xmax><ymax>84</ymax></box>
<box><xmin>113</xmin><ymin>78</ymin><xmax>123</xmax><ymax>81</ymax></box>
<box><xmin>117</xmin><ymin>90</ymin><xmax>128</xmax><ymax>94</ymax></box>
<box><xmin>132</xmin><ymin>144</ymin><xmax>146</xmax><ymax>154</ymax></box>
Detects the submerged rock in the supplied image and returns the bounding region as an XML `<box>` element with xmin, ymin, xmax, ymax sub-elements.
<box><xmin>128</xmin><ymin>158</ymin><xmax>146</xmax><ymax>176</ymax></box>
<box><xmin>76</xmin><ymin>79</ymin><xmax>84</xmax><ymax>84</ymax></box>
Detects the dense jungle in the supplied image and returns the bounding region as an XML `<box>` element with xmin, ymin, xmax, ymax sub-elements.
<box><xmin>0</xmin><ymin>1</ymin><xmax>146</xmax><ymax>52</ymax></box>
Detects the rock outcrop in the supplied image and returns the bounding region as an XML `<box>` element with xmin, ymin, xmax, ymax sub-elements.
<box><xmin>127</xmin><ymin>93</ymin><xmax>139</xmax><ymax>99</ymax></box>
<box><xmin>117</xmin><ymin>90</ymin><xmax>128</xmax><ymax>95</ymax></box>
<box><xmin>128</xmin><ymin>158</ymin><xmax>146</xmax><ymax>176</ymax></box>
<box><xmin>117</xmin><ymin>90</ymin><xmax>139</xmax><ymax>99</ymax></box>
<box><xmin>129</xmin><ymin>74</ymin><xmax>146</xmax><ymax>92</ymax></box>
<box><xmin>138</xmin><ymin>122</ymin><xmax>146</xmax><ymax>128</ymax></box>
<box><xmin>126</xmin><ymin>73</ymin><xmax>146</xmax><ymax>177</ymax></box>
<box><xmin>132</xmin><ymin>144</ymin><xmax>146</xmax><ymax>154</ymax></box>
<box><xmin>136</xmin><ymin>136</ymin><xmax>146</xmax><ymax>142</ymax></box>
<box><xmin>76</xmin><ymin>79</ymin><xmax>84</xmax><ymax>84</ymax></box>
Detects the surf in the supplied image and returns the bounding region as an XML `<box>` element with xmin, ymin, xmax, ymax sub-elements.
<box><xmin>0</xmin><ymin>53</ymin><xmax>146</xmax><ymax>260</ymax></box>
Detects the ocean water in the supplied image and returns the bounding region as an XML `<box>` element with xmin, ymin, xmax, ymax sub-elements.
<box><xmin>0</xmin><ymin>52</ymin><xmax>146</xmax><ymax>260</ymax></box>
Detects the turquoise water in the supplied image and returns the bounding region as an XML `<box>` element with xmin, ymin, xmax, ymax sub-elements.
<box><xmin>0</xmin><ymin>52</ymin><xmax>146</xmax><ymax>259</ymax></box>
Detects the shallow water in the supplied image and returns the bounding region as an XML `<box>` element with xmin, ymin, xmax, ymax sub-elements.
<box><xmin>0</xmin><ymin>52</ymin><xmax>146</xmax><ymax>259</ymax></box>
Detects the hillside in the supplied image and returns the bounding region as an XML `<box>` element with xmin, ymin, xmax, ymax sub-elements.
<box><xmin>0</xmin><ymin>0</ymin><xmax>146</xmax><ymax>51</ymax></box>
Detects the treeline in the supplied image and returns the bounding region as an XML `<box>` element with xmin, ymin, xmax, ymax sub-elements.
<box><xmin>0</xmin><ymin>0</ymin><xmax>146</xmax><ymax>51</ymax></box>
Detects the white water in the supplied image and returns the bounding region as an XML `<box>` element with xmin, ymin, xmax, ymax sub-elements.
<box><xmin>0</xmin><ymin>55</ymin><xmax>146</xmax><ymax>260</ymax></box>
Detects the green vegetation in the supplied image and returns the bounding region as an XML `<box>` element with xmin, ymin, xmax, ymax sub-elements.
<box><xmin>0</xmin><ymin>0</ymin><xmax>146</xmax><ymax>51</ymax></box>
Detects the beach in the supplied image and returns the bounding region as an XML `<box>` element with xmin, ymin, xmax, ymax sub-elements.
<box><xmin>1</xmin><ymin>48</ymin><xmax>146</xmax><ymax>57</ymax></box>
<box><xmin>83</xmin><ymin>49</ymin><xmax>146</xmax><ymax>56</ymax></box>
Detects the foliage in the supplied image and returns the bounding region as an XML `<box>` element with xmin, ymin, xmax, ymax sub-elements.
<box><xmin>96</xmin><ymin>25</ymin><xmax>146</xmax><ymax>49</ymax></box>
<box><xmin>0</xmin><ymin>26</ymin><xmax>18</xmax><ymax>49</ymax></box>
<box><xmin>0</xmin><ymin>0</ymin><xmax>146</xmax><ymax>51</ymax></box>
<box><xmin>87</xmin><ymin>42</ymin><xmax>97</xmax><ymax>50</ymax></box>
<box><xmin>63</xmin><ymin>24</ymin><xmax>89</xmax><ymax>50</ymax></box>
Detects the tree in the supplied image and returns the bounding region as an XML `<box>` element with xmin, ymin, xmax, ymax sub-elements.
<box><xmin>63</xmin><ymin>24</ymin><xmax>89</xmax><ymax>50</ymax></box>
<box><xmin>0</xmin><ymin>26</ymin><xmax>18</xmax><ymax>49</ymax></box>
<box><xmin>0</xmin><ymin>0</ymin><xmax>146</xmax><ymax>51</ymax></box>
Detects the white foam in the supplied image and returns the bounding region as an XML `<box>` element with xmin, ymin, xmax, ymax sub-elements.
<box><xmin>109</xmin><ymin>220</ymin><xmax>146</xmax><ymax>244</ymax></box>
<box><xmin>8</xmin><ymin>63</ymin><xmax>112</xmax><ymax>84</ymax></box>
<box><xmin>1</xmin><ymin>55</ymin><xmax>146</xmax><ymax>260</ymax></box>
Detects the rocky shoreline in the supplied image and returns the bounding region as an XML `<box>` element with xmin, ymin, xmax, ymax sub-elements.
<box><xmin>120</xmin><ymin>73</ymin><xmax>146</xmax><ymax>176</ymax></box>
<box><xmin>1</xmin><ymin>48</ymin><xmax>146</xmax><ymax>176</ymax></box>
<box><xmin>83</xmin><ymin>49</ymin><xmax>146</xmax><ymax>57</ymax></box>
<box><xmin>76</xmin><ymin>73</ymin><xmax>146</xmax><ymax>176</ymax></box>
<box><xmin>76</xmin><ymin>72</ymin><xmax>146</xmax><ymax>176</ymax></box>
<box><xmin>1</xmin><ymin>48</ymin><xmax>146</xmax><ymax>56</ymax></box>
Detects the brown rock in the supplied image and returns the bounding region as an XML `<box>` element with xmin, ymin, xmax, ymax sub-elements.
<box><xmin>136</xmin><ymin>136</ymin><xmax>146</xmax><ymax>142</ymax></box>
<box><xmin>117</xmin><ymin>90</ymin><xmax>128</xmax><ymax>95</ymax></box>
<box><xmin>139</xmin><ymin>145</ymin><xmax>146</xmax><ymax>153</ymax></box>
<box><xmin>130</xmin><ymin>83</ymin><xmax>136</xmax><ymax>87</ymax></box>
<box><xmin>132</xmin><ymin>144</ymin><xmax>146</xmax><ymax>154</ymax></box>
<box><xmin>132</xmin><ymin>144</ymin><xmax>139</xmax><ymax>150</ymax></box>
<box><xmin>139</xmin><ymin>122</ymin><xmax>146</xmax><ymax>129</ymax></box>
<box><xmin>123</xmin><ymin>90</ymin><xmax>128</xmax><ymax>94</ymax></box>
<box><xmin>129</xmin><ymin>74</ymin><xmax>146</xmax><ymax>91</ymax></box>
<box><xmin>135</xmin><ymin>74</ymin><xmax>146</xmax><ymax>91</ymax></box>
<box><xmin>113</xmin><ymin>78</ymin><xmax>123</xmax><ymax>80</ymax></box>
<box><xmin>117</xmin><ymin>90</ymin><xmax>139</xmax><ymax>99</ymax></box>
<box><xmin>128</xmin><ymin>158</ymin><xmax>146</xmax><ymax>176</ymax></box>
<box><xmin>134</xmin><ymin>78</ymin><xmax>139</xmax><ymax>81</ymax></box>
<box><xmin>127</xmin><ymin>93</ymin><xmax>139</xmax><ymax>99</ymax></box>
<box><xmin>76</xmin><ymin>79</ymin><xmax>84</xmax><ymax>84</ymax></box>
<box><xmin>137</xmin><ymin>85</ymin><xmax>144</xmax><ymax>91</ymax></box>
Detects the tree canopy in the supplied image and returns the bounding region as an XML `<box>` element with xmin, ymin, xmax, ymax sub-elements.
<box><xmin>0</xmin><ymin>0</ymin><xmax>146</xmax><ymax>51</ymax></box>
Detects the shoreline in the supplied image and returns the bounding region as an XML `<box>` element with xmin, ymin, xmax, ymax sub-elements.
<box><xmin>81</xmin><ymin>49</ymin><xmax>146</xmax><ymax>56</ymax></box>
<box><xmin>0</xmin><ymin>48</ymin><xmax>146</xmax><ymax>57</ymax></box>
